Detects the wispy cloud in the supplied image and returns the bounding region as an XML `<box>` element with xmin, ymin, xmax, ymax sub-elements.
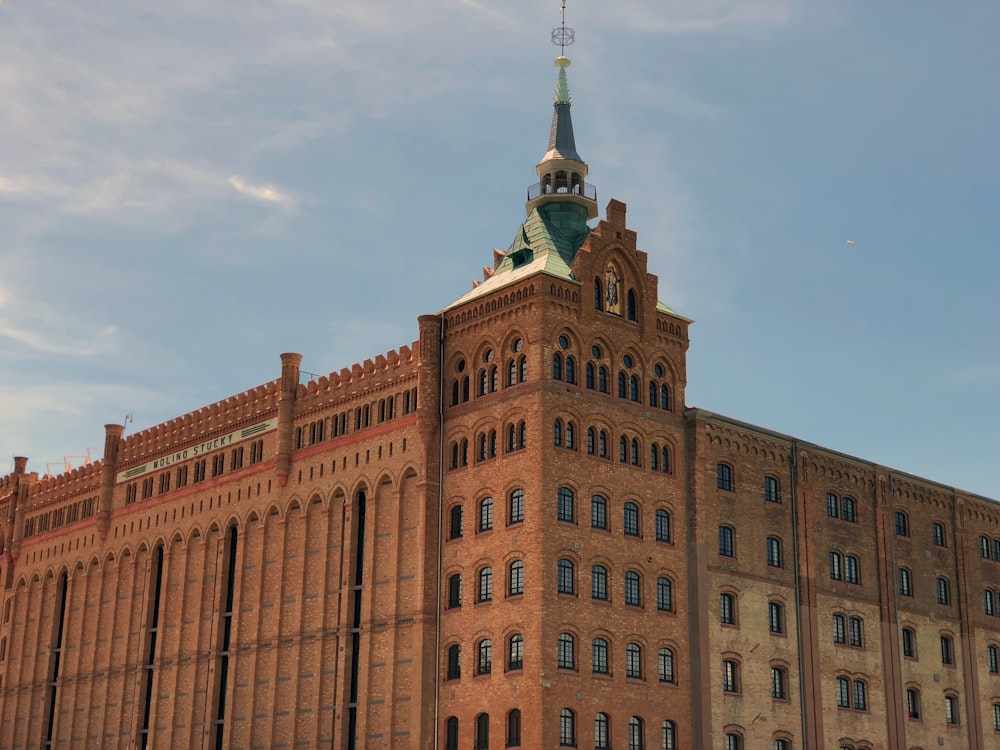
<box><xmin>228</xmin><ymin>176</ymin><xmax>295</xmax><ymax>208</ymax></box>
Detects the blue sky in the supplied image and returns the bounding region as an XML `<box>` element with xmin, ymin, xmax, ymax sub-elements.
<box><xmin>1</xmin><ymin>0</ymin><xmax>997</xmax><ymax>498</ymax></box>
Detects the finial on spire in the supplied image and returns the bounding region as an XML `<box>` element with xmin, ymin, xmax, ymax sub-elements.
<box><xmin>551</xmin><ymin>1</ymin><xmax>575</xmax><ymax>58</ymax></box>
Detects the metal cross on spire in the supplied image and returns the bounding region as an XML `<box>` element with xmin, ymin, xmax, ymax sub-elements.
<box><xmin>551</xmin><ymin>0</ymin><xmax>575</xmax><ymax>55</ymax></box>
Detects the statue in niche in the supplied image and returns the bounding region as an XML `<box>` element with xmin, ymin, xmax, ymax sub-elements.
<box><xmin>605</xmin><ymin>263</ymin><xmax>621</xmax><ymax>315</ymax></box>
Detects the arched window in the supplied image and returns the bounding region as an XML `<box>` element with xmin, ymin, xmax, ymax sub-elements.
<box><xmin>658</xmin><ymin>647</ymin><xmax>675</xmax><ymax>683</ymax></box>
<box><xmin>519</xmin><ymin>355</ymin><xmax>527</xmax><ymax>383</ymax></box>
<box><xmin>478</xmin><ymin>368</ymin><xmax>488</xmax><ymax>397</ymax></box>
<box><xmin>592</xmin><ymin>565</ymin><xmax>609</xmax><ymax>601</ymax></box>
<box><xmin>842</xmin><ymin>496</ymin><xmax>856</xmax><ymax>522</ymax></box>
<box><xmin>895</xmin><ymin>511</ymin><xmax>909</xmax><ymax>537</ymax></box>
<box><xmin>594</xmin><ymin>278</ymin><xmax>603</xmax><ymax>311</ymax></box>
<box><xmin>446</xmin><ymin>717</ymin><xmax>459</xmax><ymax>750</ymax></box>
<box><xmin>772</xmin><ymin>666</ymin><xmax>788</xmax><ymax>699</ymax></box>
<box><xmin>477</xmin><ymin>567</ymin><xmax>493</xmax><ymax>602</ymax></box>
<box><xmin>592</xmin><ymin>637</ymin><xmax>609</xmax><ymax>674</ymax></box>
<box><xmin>475</xmin><ymin>712</ymin><xmax>490</xmax><ymax>750</ymax></box>
<box><xmin>937</xmin><ymin>577</ymin><xmax>951</xmax><ymax>605</ymax></box>
<box><xmin>506</xmin><ymin>424</ymin><xmax>516</xmax><ymax>453</ymax></box>
<box><xmin>649</xmin><ymin>380</ymin><xmax>658</xmax><ymax>407</ymax></box>
<box><xmin>906</xmin><ymin>687</ymin><xmax>921</xmax><ymax>719</ymax></box>
<box><xmin>566</xmin><ymin>421</ymin><xmax>576</xmax><ymax>450</ymax></box>
<box><xmin>945</xmin><ymin>694</ymin><xmax>959</xmax><ymax>725</ymax></box>
<box><xmin>845</xmin><ymin>555</ymin><xmax>860</xmax><ymax>585</ymax></box>
<box><xmin>660</xmin><ymin>384</ymin><xmax>670</xmax><ymax>411</ymax></box>
<box><xmin>557</xmin><ymin>487</ymin><xmax>575</xmax><ymax>523</ymax></box>
<box><xmin>447</xmin><ymin>574</ymin><xmax>462</xmax><ymax>608</ymax></box>
<box><xmin>627</xmin><ymin>289</ymin><xmax>637</xmax><ymax>322</ymax></box>
<box><xmin>598</xmin><ymin>366</ymin><xmax>609</xmax><ymax>393</ymax></box>
<box><xmin>553</xmin><ymin>352</ymin><xmax>563</xmax><ymax>381</ymax></box>
<box><xmin>630</xmin><ymin>437</ymin><xmax>640</xmax><ymax>465</ymax></box>
<box><xmin>591</xmin><ymin>495</ymin><xmax>607</xmax><ymax>529</ymax></box>
<box><xmin>477</xmin><ymin>640</ymin><xmax>492</xmax><ymax>675</ymax></box>
<box><xmin>656</xmin><ymin>577</ymin><xmax>672</xmax><ymax>611</ymax></box>
<box><xmin>598</xmin><ymin>430</ymin><xmax>608</xmax><ymax>457</ymax></box>
<box><xmin>901</xmin><ymin>627</ymin><xmax>916</xmax><ymax>658</ymax></box>
<box><xmin>506</xmin><ymin>709</ymin><xmax>521</xmax><ymax>748</ymax></box>
<box><xmin>479</xmin><ymin>497</ymin><xmax>494</xmax><ymax>532</ymax></box>
<box><xmin>625</xmin><ymin>643</ymin><xmax>642</xmax><ymax>678</ymax></box>
<box><xmin>833</xmin><ymin>613</ymin><xmax>846</xmax><ymax>644</ymax></box>
<box><xmin>449</xmin><ymin>505</ymin><xmax>463</xmax><ymax>539</ymax></box>
<box><xmin>507</xmin><ymin>358</ymin><xmax>517</xmax><ymax>386</ymax></box>
<box><xmin>717</xmin><ymin>463</ymin><xmax>733</xmax><ymax>491</ymax></box>
<box><xmin>619</xmin><ymin>435</ymin><xmax>628</xmax><ymax>463</ymax></box>
<box><xmin>517</xmin><ymin>421</ymin><xmax>526</xmax><ymax>449</ymax></box>
<box><xmin>662</xmin><ymin>721</ymin><xmax>676</xmax><ymax>750</ymax></box>
<box><xmin>836</xmin><ymin>676</ymin><xmax>850</xmax><ymax>707</ymax></box>
<box><xmin>722</xmin><ymin>659</ymin><xmax>740</xmax><ymax>692</ymax></box>
<box><xmin>507</xmin><ymin>634</ymin><xmax>523</xmax><ymax>670</ymax></box>
<box><xmin>586</xmin><ymin>362</ymin><xmax>595</xmax><ymax>389</ymax></box>
<box><xmin>462</xmin><ymin>376</ymin><xmax>470</xmax><ymax>402</ymax></box>
<box><xmin>768</xmin><ymin>602</ymin><xmax>784</xmax><ymax>634</ymax></box>
<box><xmin>447</xmin><ymin>644</ymin><xmax>461</xmax><ymax>680</ymax></box>
<box><xmin>557</xmin><ymin>633</ymin><xmax>575</xmax><ymax>669</ymax></box>
<box><xmin>587</xmin><ymin>427</ymin><xmax>596</xmax><ymax>455</ymax></box>
<box><xmin>627</xmin><ymin>716</ymin><xmax>643</xmax><ymax>750</ymax></box>
<box><xmin>650</xmin><ymin>443</ymin><xmax>659</xmax><ymax>470</ymax></box>
<box><xmin>595</xmin><ymin>713</ymin><xmax>610</xmax><ymax>750</ymax></box>
<box><xmin>554</xmin><ymin>419</ymin><xmax>563</xmax><ymax>447</ymax></box>
<box><xmin>625</xmin><ymin>571</ymin><xmax>641</xmax><ymax>606</ymax></box>
<box><xmin>655</xmin><ymin>509</ymin><xmax>671</xmax><ymax>543</ymax></box>
<box><xmin>724</xmin><ymin>733</ymin><xmax>742</xmax><ymax>750</ymax></box>
<box><xmin>719</xmin><ymin>526</ymin><xmax>735</xmax><ymax>557</ymax></box>
<box><xmin>661</xmin><ymin>445</ymin><xmax>670</xmax><ymax>472</ymax></box>
<box><xmin>565</xmin><ymin>356</ymin><xmax>576</xmax><ymax>384</ymax></box>
<box><xmin>629</xmin><ymin>374</ymin><xmax>640</xmax><ymax>402</ymax></box>
<box><xmin>981</xmin><ymin>535</ymin><xmax>991</xmax><ymax>558</ymax></box>
<box><xmin>508</xmin><ymin>560</ymin><xmax>524</xmax><ymax>596</ymax></box>
<box><xmin>764</xmin><ymin>476</ymin><xmax>780</xmax><ymax>503</ymax></box>
<box><xmin>557</xmin><ymin>558</ymin><xmax>575</xmax><ymax>595</ymax></box>
<box><xmin>932</xmin><ymin>522</ymin><xmax>946</xmax><ymax>546</ymax></box>
<box><xmin>624</xmin><ymin>502</ymin><xmax>640</xmax><ymax>537</ymax></box>
<box><xmin>618</xmin><ymin>372</ymin><xmax>627</xmax><ymax>398</ymax></box>
<box><xmin>508</xmin><ymin>489</ymin><xmax>524</xmax><ymax>525</ymax></box>
<box><xmin>849</xmin><ymin>616</ymin><xmax>863</xmax><ymax>648</ymax></box>
<box><xmin>489</xmin><ymin>365</ymin><xmax>498</xmax><ymax>392</ymax></box>
<box><xmin>488</xmin><ymin>429</ymin><xmax>496</xmax><ymax>458</ymax></box>
<box><xmin>852</xmin><ymin>679</ymin><xmax>868</xmax><ymax>710</ymax></box>
<box><xmin>829</xmin><ymin>552</ymin><xmax>843</xmax><ymax>581</ymax></box>
<box><xmin>559</xmin><ymin>709</ymin><xmax>576</xmax><ymax>747</ymax></box>
<box><xmin>989</xmin><ymin>644</ymin><xmax>999</xmax><ymax>673</ymax></box>
<box><xmin>941</xmin><ymin>634</ymin><xmax>954</xmax><ymax>665</ymax></box>
<box><xmin>899</xmin><ymin>567</ymin><xmax>913</xmax><ymax>597</ymax></box>
<box><xmin>460</xmin><ymin>438</ymin><xmax>468</xmax><ymax>466</ymax></box>
<box><xmin>767</xmin><ymin>537</ymin><xmax>782</xmax><ymax>567</ymax></box>
<box><xmin>720</xmin><ymin>593</ymin><xmax>736</xmax><ymax>625</ymax></box>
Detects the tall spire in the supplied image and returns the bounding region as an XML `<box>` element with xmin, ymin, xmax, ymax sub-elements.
<box><xmin>525</xmin><ymin>2</ymin><xmax>597</xmax><ymax>220</ymax></box>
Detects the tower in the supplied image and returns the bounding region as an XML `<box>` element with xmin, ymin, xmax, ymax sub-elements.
<box><xmin>435</xmin><ymin>9</ymin><xmax>693</xmax><ymax>746</ymax></box>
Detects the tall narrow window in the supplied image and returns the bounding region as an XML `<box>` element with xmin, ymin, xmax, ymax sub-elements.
<box><xmin>848</xmin><ymin>617</ymin><xmax>863</xmax><ymax>648</ymax></box>
<box><xmin>625</xmin><ymin>643</ymin><xmax>642</xmax><ymax>678</ymax></box>
<box><xmin>722</xmin><ymin>659</ymin><xmax>739</xmax><ymax>692</ymax></box>
<box><xmin>833</xmin><ymin>613</ymin><xmax>846</xmax><ymax>644</ymax></box>
<box><xmin>662</xmin><ymin>721</ymin><xmax>676</xmax><ymax>750</ymax></box>
<box><xmin>475</xmin><ymin>714</ymin><xmax>490</xmax><ymax>750</ymax></box>
<box><xmin>719</xmin><ymin>526</ymin><xmax>735</xmax><ymax>557</ymax></box>
<box><xmin>624</xmin><ymin>502</ymin><xmax>640</xmax><ymax>537</ymax></box>
<box><xmin>655</xmin><ymin>510</ymin><xmax>670</xmax><ymax>543</ymax></box>
<box><xmin>657</xmin><ymin>578</ymin><xmax>672</xmax><ymax>612</ymax></box>
<box><xmin>717</xmin><ymin>463</ymin><xmax>733</xmax><ymax>491</ymax></box>
<box><xmin>212</xmin><ymin>526</ymin><xmax>238</xmax><ymax>750</ymax></box>
<box><xmin>768</xmin><ymin>602</ymin><xmax>784</xmax><ymax>634</ymax></box>
<box><xmin>901</xmin><ymin>627</ymin><xmax>916</xmax><ymax>658</ymax></box>
<box><xmin>508</xmin><ymin>489</ymin><xmax>524</xmax><ymax>525</ymax></box>
<box><xmin>625</xmin><ymin>571</ymin><xmax>641</xmax><ymax>606</ymax></box>
<box><xmin>899</xmin><ymin>567</ymin><xmax>913</xmax><ymax>597</ymax></box>
<box><xmin>508</xmin><ymin>634</ymin><xmax>523</xmax><ymax>671</ymax></box>
<box><xmin>553</xmin><ymin>352</ymin><xmax>563</xmax><ymax>381</ymax></box>
<box><xmin>447</xmin><ymin>645</ymin><xmax>461</xmax><ymax>679</ymax></box>
<box><xmin>449</xmin><ymin>505</ymin><xmax>463</xmax><ymax>539</ymax></box>
<box><xmin>478</xmin><ymin>567</ymin><xmax>493</xmax><ymax>602</ymax></box>
<box><xmin>506</xmin><ymin>709</ymin><xmax>521</xmax><ymax>748</ymax></box>
<box><xmin>558</xmin><ymin>633</ymin><xmax>575</xmax><ymax>670</ymax></box>
<box><xmin>591</xmin><ymin>495</ymin><xmax>608</xmax><ymax>530</ymax></box>
<box><xmin>44</xmin><ymin>570</ymin><xmax>69</xmax><ymax>750</ymax></box>
<box><xmin>477</xmin><ymin>641</ymin><xmax>492</xmax><ymax>675</ymax></box>
<box><xmin>937</xmin><ymin>577</ymin><xmax>951</xmax><ymax>605</ymax></box>
<box><xmin>720</xmin><ymin>593</ymin><xmax>736</xmax><ymax>625</ymax></box>
<box><xmin>508</xmin><ymin>560</ymin><xmax>524</xmax><ymax>596</ymax></box>
<box><xmin>894</xmin><ymin>511</ymin><xmax>909</xmax><ymax>537</ymax></box>
<box><xmin>595</xmin><ymin>713</ymin><xmax>610</xmax><ymax>750</ymax></box>
<box><xmin>658</xmin><ymin>647</ymin><xmax>675</xmax><ymax>683</ymax></box>
<box><xmin>772</xmin><ymin>666</ymin><xmax>788</xmax><ymax>699</ymax></box>
<box><xmin>557</xmin><ymin>487</ymin><xmax>575</xmax><ymax>523</ymax></box>
<box><xmin>479</xmin><ymin>497</ymin><xmax>494</xmax><ymax>532</ymax></box>
<box><xmin>559</xmin><ymin>709</ymin><xmax>576</xmax><ymax>747</ymax></box>
<box><xmin>448</xmin><ymin>574</ymin><xmax>462</xmax><ymax>608</ymax></box>
<box><xmin>446</xmin><ymin>717</ymin><xmax>459</xmax><ymax>750</ymax></box>
<box><xmin>627</xmin><ymin>716</ymin><xmax>643</xmax><ymax>750</ymax></box>
<box><xmin>592</xmin><ymin>638</ymin><xmax>609</xmax><ymax>674</ymax></box>
<box><xmin>592</xmin><ymin>565</ymin><xmax>609</xmax><ymax>601</ymax></box>
<box><xmin>932</xmin><ymin>522</ymin><xmax>945</xmax><ymax>546</ymax></box>
<box><xmin>764</xmin><ymin>476</ymin><xmax>780</xmax><ymax>503</ymax></box>
<box><xmin>906</xmin><ymin>688</ymin><xmax>921</xmax><ymax>719</ymax></box>
<box><xmin>945</xmin><ymin>694</ymin><xmax>958</xmax><ymax>725</ymax></box>
<box><xmin>989</xmin><ymin>645</ymin><xmax>999</xmax><ymax>673</ymax></box>
<box><xmin>139</xmin><ymin>545</ymin><xmax>165</xmax><ymax>750</ymax></box>
<box><xmin>767</xmin><ymin>537</ymin><xmax>782</xmax><ymax>568</ymax></box>
<box><xmin>941</xmin><ymin>635</ymin><xmax>954</xmax><ymax>665</ymax></box>
<box><xmin>557</xmin><ymin>558</ymin><xmax>575</xmax><ymax>595</ymax></box>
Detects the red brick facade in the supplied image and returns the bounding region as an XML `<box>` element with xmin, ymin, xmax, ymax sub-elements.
<box><xmin>1</xmin><ymin>83</ymin><xmax>998</xmax><ymax>750</ymax></box>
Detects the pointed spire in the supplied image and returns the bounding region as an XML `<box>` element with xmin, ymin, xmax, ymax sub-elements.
<box><xmin>542</xmin><ymin>57</ymin><xmax>582</xmax><ymax>163</ymax></box>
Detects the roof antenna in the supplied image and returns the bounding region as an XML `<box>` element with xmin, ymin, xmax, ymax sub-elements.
<box><xmin>552</xmin><ymin>0</ymin><xmax>575</xmax><ymax>55</ymax></box>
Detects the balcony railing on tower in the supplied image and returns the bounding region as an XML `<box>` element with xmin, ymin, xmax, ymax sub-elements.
<box><xmin>527</xmin><ymin>181</ymin><xmax>597</xmax><ymax>202</ymax></box>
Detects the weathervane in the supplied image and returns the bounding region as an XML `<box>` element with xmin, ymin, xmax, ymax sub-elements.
<box><xmin>551</xmin><ymin>0</ymin><xmax>575</xmax><ymax>55</ymax></box>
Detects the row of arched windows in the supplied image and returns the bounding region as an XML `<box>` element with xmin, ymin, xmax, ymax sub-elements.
<box><xmin>447</xmin><ymin>489</ymin><xmax>525</xmax><ymax>540</ymax></box>
<box><xmin>443</xmin><ymin>712</ymin><xmax>679</xmax><ymax>750</ymax></box>
<box><xmin>445</xmin><ymin>560</ymin><xmax>676</xmax><ymax>613</ymax></box>
<box><xmin>557</xmin><ymin>489</ymin><xmax>673</xmax><ymax>542</ymax></box>
<box><xmin>551</xmin><ymin>334</ymin><xmax>674</xmax><ymax>412</ymax></box>
<box><xmin>450</xmin><ymin>340</ymin><xmax>528</xmax><ymax>407</ymax></box>
<box><xmin>448</xmin><ymin>422</ymin><xmax>527</xmax><ymax>469</ymax></box>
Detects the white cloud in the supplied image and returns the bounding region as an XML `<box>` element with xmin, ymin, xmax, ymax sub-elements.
<box><xmin>228</xmin><ymin>176</ymin><xmax>295</xmax><ymax>208</ymax></box>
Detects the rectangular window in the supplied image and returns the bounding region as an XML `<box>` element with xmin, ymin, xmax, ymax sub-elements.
<box><xmin>557</xmin><ymin>488</ymin><xmax>574</xmax><ymax>523</ymax></box>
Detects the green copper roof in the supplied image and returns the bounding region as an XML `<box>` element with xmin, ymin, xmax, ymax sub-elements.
<box><xmin>555</xmin><ymin>63</ymin><xmax>571</xmax><ymax>105</ymax></box>
<box><xmin>444</xmin><ymin>202</ymin><xmax>591</xmax><ymax>310</ymax></box>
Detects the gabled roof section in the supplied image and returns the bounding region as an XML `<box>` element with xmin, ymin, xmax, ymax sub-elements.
<box><xmin>443</xmin><ymin>202</ymin><xmax>591</xmax><ymax>311</ymax></box>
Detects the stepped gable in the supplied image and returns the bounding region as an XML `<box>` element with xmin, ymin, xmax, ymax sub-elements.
<box><xmin>295</xmin><ymin>341</ymin><xmax>419</xmax><ymax>415</ymax></box>
<box><xmin>117</xmin><ymin>380</ymin><xmax>282</xmax><ymax>466</ymax></box>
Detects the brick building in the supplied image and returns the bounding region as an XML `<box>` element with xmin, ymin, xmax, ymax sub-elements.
<box><xmin>1</xmin><ymin>48</ymin><xmax>998</xmax><ymax>750</ymax></box>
